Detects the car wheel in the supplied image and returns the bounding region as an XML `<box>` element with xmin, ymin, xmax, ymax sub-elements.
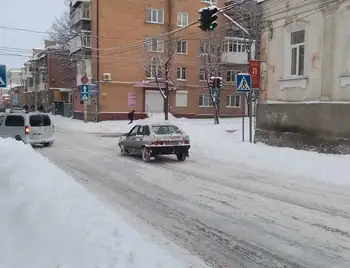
<box><xmin>43</xmin><ymin>142</ymin><xmax>53</xmax><ymax>147</ymax></box>
<box><xmin>120</xmin><ymin>144</ymin><xmax>127</xmax><ymax>156</ymax></box>
<box><xmin>141</xmin><ymin>148</ymin><xmax>151</xmax><ymax>162</ymax></box>
<box><xmin>176</xmin><ymin>152</ymin><xmax>186</xmax><ymax>161</ymax></box>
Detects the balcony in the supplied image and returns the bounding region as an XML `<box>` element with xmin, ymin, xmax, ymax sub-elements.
<box><xmin>69</xmin><ymin>31</ymin><xmax>91</xmax><ymax>54</ymax></box>
<box><xmin>70</xmin><ymin>3</ymin><xmax>91</xmax><ymax>28</ymax></box>
<box><xmin>70</xmin><ymin>0</ymin><xmax>90</xmax><ymax>8</ymax></box>
<box><xmin>221</xmin><ymin>37</ymin><xmax>256</xmax><ymax>65</ymax></box>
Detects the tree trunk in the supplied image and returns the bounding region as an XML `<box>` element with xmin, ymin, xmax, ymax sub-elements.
<box><xmin>164</xmin><ymin>82</ymin><xmax>169</xmax><ymax>120</ymax></box>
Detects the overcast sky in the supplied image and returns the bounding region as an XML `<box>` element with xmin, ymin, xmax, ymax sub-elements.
<box><xmin>0</xmin><ymin>0</ymin><xmax>67</xmax><ymax>70</ymax></box>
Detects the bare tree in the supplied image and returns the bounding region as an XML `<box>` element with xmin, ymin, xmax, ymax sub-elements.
<box><xmin>142</xmin><ymin>36</ymin><xmax>177</xmax><ymax>120</ymax></box>
<box><xmin>199</xmin><ymin>32</ymin><xmax>225</xmax><ymax>124</ymax></box>
<box><xmin>48</xmin><ymin>10</ymin><xmax>75</xmax><ymax>86</ymax></box>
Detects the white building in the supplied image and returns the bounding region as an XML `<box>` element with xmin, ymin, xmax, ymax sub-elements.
<box><xmin>259</xmin><ymin>0</ymin><xmax>350</xmax><ymax>102</ymax></box>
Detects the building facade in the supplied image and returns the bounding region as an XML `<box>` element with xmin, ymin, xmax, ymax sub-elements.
<box><xmin>21</xmin><ymin>41</ymin><xmax>74</xmax><ymax>108</ymax></box>
<box><xmin>69</xmin><ymin>0</ymin><xmax>256</xmax><ymax>121</ymax></box>
<box><xmin>255</xmin><ymin>0</ymin><xmax>350</xmax><ymax>153</ymax></box>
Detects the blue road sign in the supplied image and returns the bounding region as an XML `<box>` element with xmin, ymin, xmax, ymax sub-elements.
<box><xmin>236</xmin><ymin>73</ymin><xmax>251</xmax><ymax>93</ymax></box>
<box><xmin>89</xmin><ymin>84</ymin><xmax>99</xmax><ymax>97</ymax></box>
<box><xmin>0</xmin><ymin>65</ymin><xmax>6</xmax><ymax>88</ymax></box>
<box><xmin>80</xmin><ymin>84</ymin><xmax>90</xmax><ymax>100</ymax></box>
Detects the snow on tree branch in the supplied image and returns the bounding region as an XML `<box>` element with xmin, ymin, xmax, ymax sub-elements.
<box><xmin>199</xmin><ymin>31</ymin><xmax>226</xmax><ymax>124</ymax></box>
<box><xmin>141</xmin><ymin>37</ymin><xmax>178</xmax><ymax>98</ymax></box>
<box><xmin>48</xmin><ymin>10</ymin><xmax>75</xmax><ymax>86</ymax></box>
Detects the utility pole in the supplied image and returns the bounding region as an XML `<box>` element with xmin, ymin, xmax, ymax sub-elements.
<box><xmin>80</xmin><ymin>32</ymin><xmax>88</xmax><ymax>123</ymax></box>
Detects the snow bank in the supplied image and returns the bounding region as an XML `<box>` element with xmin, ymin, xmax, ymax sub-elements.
<box><xmin>0</xmin><ymin>138</ymin><xmax>189</xmax><ymax>268</ymax></box>
<box><xmin>53</xmin><ymin>115</ymin><xmax>350</xmax><ymax>185</ymax></box>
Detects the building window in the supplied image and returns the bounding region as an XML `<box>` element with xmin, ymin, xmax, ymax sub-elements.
<box><xmin>146</xmin><ymin>8</ymin><xmax>164</xmax><ymax>24</ymax></box>
<box><xmin>199</xmin><ymin>68</ymin><xmax>206</xmax><ymax>81</ymax></box>
<box><xmin>226</xmin><ymin>70</ymin><xmax>236</xmax><ymax>82</ymax></box>
<box><xmin>145</xmin><ymin>65</ymin><xmax>162</xmax><ymax>79</ymax></box>
<box><xmin>176</xmin><ymin>67</ymin><xmax>187</xmax><ymax>80</ymax></box>
<box><xmin>226</xmin><ymin>95</ymin><xmax>241</xmax><ymax>107</ymax></box>
<box><xmin>200</xmin><ymin>43</ymin><xmax>211</xmax><ymax>54</ymax></box>
<box><xmin>176</xmin><ymin>40</ymin><xmax>187</xmax><ymax>54</ymax></box>
<box><xmin>144</xmin><ymin>38</ymin><xmax>164</xmax><ymax>52</ymax></box>
<box><xmin>199</xmin><ymin>94</ymin><xmax>212</xmax><ymax>107</ymax></box>
<box><xmin>176</xmin><ymin>91</ymin><xmax>188</xmax><ymax>107</ymax></box>
<box><xmin>177</xmin><ymin>13</ymin><xmax>188</xmax><ymax>27</ymax></box>
<box><xmin>81</xmin><ymin>31</ymin><xmax>91</xmax><ymax>47</ymax></box>
<box><xmin>223</xmin><ymin>39</ymin><xmax>249</xmax><ymax>52</ymax></box>
<box><xmin>290</xmin><ymin>30</ymin><xmax>305</xmax><ymax>76</ymax></box>
<box><xmin>82</xmin><ymin>3</ymin><xmax>91</xmax><ymax>19</ymax></box>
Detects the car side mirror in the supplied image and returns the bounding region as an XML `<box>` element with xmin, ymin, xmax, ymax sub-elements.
<box><xmin>123</xmin><ymin>133</ymin><xmax>128</xmax><ymax>136</ymax></box>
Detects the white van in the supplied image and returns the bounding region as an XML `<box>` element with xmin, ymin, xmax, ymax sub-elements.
<box><xmin>0</xmin><ymin>112</ymin><xmax>55</xmax><ymax>146</ymax></box>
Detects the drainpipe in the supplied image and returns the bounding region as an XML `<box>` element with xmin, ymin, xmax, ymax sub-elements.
<box><xmin>96</xmin><ymin>0</ymin><xmax>100</xmax><ymax>121</ymax></box>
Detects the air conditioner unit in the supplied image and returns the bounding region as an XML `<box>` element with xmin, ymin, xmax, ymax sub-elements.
<box><xmin>103</xmin><ymin>73</ymin><xmax>111</xmax><ymax>81</ymax></box>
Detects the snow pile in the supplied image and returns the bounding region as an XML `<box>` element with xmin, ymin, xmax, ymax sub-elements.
<box><xmin>0</xmin><ymin>138</ymin><xmax>190</xmax><ymax>268</ymax></box>
<box><xmin>53</xmin><ymin>115</ymin><xmax>126</xmax><ymax>133</ymax></box>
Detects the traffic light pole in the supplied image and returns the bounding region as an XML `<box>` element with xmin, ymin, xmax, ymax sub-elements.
<box><xmin>219</xmin><ymin>9</ymin><xmax>253</xmax><ymax>142</ymax></box>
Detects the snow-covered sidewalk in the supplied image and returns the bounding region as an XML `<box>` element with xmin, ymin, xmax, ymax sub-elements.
<box><xmin>53</xmin><ymin>115</ymin><xmax>350</xmax><ymax>186</ymax></box>
<box><xmin>0</xmin><ymin>138</ymin><xmax>198</xmax><ymax>268</ymax></box>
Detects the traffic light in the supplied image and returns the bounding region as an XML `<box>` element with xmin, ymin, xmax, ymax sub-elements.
<box><xmin>216</xmin><ymin>77</ymin><xmax>222</xmax><ymax>88</ymax></box>
<box><xmin>198</xmin><ymin>6</ymin><xmax>218</xmax><ymax>31</ymax></box>
<box><xmin>209</xmin><ymin>77</ymin><xmax>215</xmax><ymax>88</ymax></box>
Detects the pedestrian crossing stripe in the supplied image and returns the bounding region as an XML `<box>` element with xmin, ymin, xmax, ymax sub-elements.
<box><xmin>0</xmin><ymin>76</ymin><xmax>5</xmax><ymax>86</ymax></box>
<box><xmin>237</xmin><ymin>76</ymin><xmax>250</xmax><ymax>91</ymax></box>
<box><xmin>81</xmin><ymin>93</ymin><xmax>89</xmax><ymax>100</ymax></box>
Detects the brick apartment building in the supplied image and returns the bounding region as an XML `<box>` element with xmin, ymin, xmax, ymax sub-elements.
<box><xmin>21</xmin><ymin>40</ymin><xmax>75</xmax><ymax>108</ymax></box>
<box><xmin>69</xmin><ymin>0</ymin><xmax>256</xmax><ymax>121</ymax></box>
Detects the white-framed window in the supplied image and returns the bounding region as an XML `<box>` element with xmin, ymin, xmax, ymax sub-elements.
<box><xmin>226</xmin><ymin>70</ymin><xmax>236</xmax><ymax>82</ymax></box>
<box><xmin>202</xmin><ymin>0</ymin><xmax>216</xmax><ymax>3</ymax></box>
<box><xmin>81</xmin><ymin>31</ymin><xmax>91</xmax><ymax>47</ymax></box>
<box><xmin>145</xmin><ymin>65</ymin><xmax>162</xmax><ymax>79</ymax></box>
<box><xmin>223</xmin><ymin>39</ymin><xmax>249</xmax><ymax>53</ymax></box>
<box><xmin>176</xmin><ymin>91</ymin><xmax>188</xmax><ymax>107</ymax></box>
<box><xmin>199</xmin><ymin>94</ymin><xmax>212</xmax><ymax>107</ymax></box>
<box><xmin>146</xmin><ymin>8</ymin><xmax>164</xmax><ymax>24</ymax></box>
<box><xmin>200</xmin><ymin>43</ymin><xmax>211</xmax><ymax>54</ymax></box>
<box><xmin>199</xmin><ymin>68</ymin><xmax>206</xmax><ymax>81</ymax></box>
<box><xmin>144</xmin><ymin>38</ymin><xmax>164</xmax><ymax>52</ymax></box>
<box><xmin>176</xmin><ymin>40</ymin><xmax>187</xmax><ymax>54</ymax></box>
<box><xmin>176</xmin><ymin>67</ymin><xmax>187</xmax><ymax>80</ymax></box>
<box><xmin>177</xmin><ymin>13</ymin><xmax>188</xmax><ymax>27</ymax></box>
<box><xmin>226</xmin><ymin>95</ymin><xmax>241</xmax><ymax>107</ymax></box>
<box><xmin>82</xmin><ymin>2</ymin><xmax>91</xmax><ymax>19</ymax></box>
<box><xmin>290</xmin><ymin>30</ymin><xmax>305</xmax><ymax>76</ymax></box>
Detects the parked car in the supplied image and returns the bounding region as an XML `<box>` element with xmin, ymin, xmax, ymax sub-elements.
<box><xmin>118</xmin><ymin>123</ymin><xmax>190</xmax><ymax>162</ymax></box>
<box><xmin>0</xmin><ymin>111</ymin><xmax>55</xmax><ymax>146</ymax></box>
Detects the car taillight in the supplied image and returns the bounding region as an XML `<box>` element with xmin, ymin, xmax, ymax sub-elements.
<box><xmin>25</xmin><ymin>126</ymin><xmax>30</xmax><ymax>135</ymax></box>
<box><xmin>52</xmin><ymin>125</ymin><xmax>55</xmax><ymax>132</ymax></box>
<box><xmin>152</xmin><ymin>140</ymin><xmax>163</xmax><ymax>145</ymax></box>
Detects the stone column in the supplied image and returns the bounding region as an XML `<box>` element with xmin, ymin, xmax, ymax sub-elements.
<box><xmin>320</xmin><ymin>4</ymin><xmax>339</xmax><ymax>100</ymax></box>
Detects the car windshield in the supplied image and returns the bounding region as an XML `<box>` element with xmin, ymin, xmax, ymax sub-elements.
<box><xmin>151</xmin><ymin>125</ymin><xmax>182</xmax><ymax>135</ymax></box>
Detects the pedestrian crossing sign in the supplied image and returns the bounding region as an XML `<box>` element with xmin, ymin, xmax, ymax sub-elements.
<box><xmin>81</xmin><ymin>93</ymin><xmax>89</xmax><ymax>100</ymax></box>
<box><xmin>236</xmin><ymin>73</ymin><xmax>251</xmax><ymax>93</ymax></box>
<box><xmin>80</xmin><ymin>84</ymin><xmax>90</xmax><ymax>100</ymax></box>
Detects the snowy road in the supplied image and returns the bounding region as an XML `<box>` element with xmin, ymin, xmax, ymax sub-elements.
<box><xmin>39</xmin><ymin>129</ymin><xmax>350</xmax><ymax>268</ymax></box>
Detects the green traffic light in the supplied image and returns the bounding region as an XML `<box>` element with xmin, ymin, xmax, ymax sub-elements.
<box><xmin>209</xmin><ymin>22</ymin><xmax>217</xmax><ymax>30</ymax></box>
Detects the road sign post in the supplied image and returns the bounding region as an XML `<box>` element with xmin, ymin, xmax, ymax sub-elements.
<box><xmin>236</xmin><ymin>73</ymin><xmax>252</xmax><ymax>142</ymax></box>
<box><xmin>80</xmin><ymin>84</ymin><xmax>90</xmax><ymax>123</ymax></box>
<box><xmin>0</xmin><ymin>65</ymin><xmax>7</xmax><ymax>88</ymax></box>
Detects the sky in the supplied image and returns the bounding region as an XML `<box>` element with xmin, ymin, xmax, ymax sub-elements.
<box><xmin>0</xmin><ymin>0</ymin><xmax>67</xmax><ymax>70</ymax></box>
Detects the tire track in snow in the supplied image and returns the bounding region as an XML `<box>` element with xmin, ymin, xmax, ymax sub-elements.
<box><xmin>39</xmin><ymin>132</ymin><xmax>350</xmax><ymax>268</ymax></box>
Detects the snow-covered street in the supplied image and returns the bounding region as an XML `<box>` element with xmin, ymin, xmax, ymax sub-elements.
<box><xmin>36</xmin><ymin>115</ymin><xmax>350</xmax><ymax>268</ymax></box>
